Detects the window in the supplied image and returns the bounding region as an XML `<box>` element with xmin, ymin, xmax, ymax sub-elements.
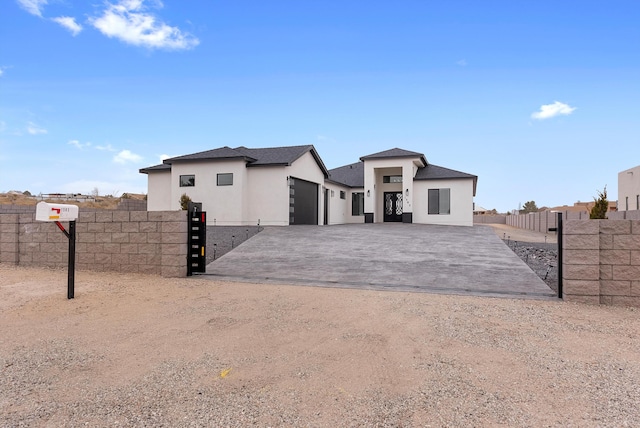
<box><xmin>626</xmin><ymin>196</ymin><xmax>629</xmax><ymax>211</ymax></box>
<box><xmin>383</xmin><ymin>175</ymin><xmax>402</xmax><ymax>183</ymax></box>
<box><xmin>352</xmin><ymin>192</ymin><xmax>364</xmax><ymax>216</ymax></box>
<box><xmin>180</xmin><ymin>175</ymin><xmax>195</xmax><ymax>187</ymax></box>
<box><xmin>217</xmin><ymin>173</ymin><xmax>233</xmax><ymax>186</ymax></box>
<box><xmin>428</xmin><ymin>188</ymin><xmax>450</xmax><ymax>215</ymax></box>
<box><xmin>637</xmin><ymin>195</ymin><xmax>639</xmax><ymax>210</ymax></box>
<box><xmin>340</xmin><ymin>190</ymin><xmax>346</xmax><ymax>199</ymax></box>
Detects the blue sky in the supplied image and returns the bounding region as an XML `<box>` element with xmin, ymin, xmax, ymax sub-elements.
<box><xmin>1</xmin><ymin>0</ymin><xmax>638</xmax><ymax>212</ymax></box>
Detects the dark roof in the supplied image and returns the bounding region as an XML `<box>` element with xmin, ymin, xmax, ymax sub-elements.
<box><xmin>415</xmin><ymin>164</ymin><xmax>478</xmax><ymax>195</ymax></box>
<box><xmin>327</xmin><ymin>162</ymin><xmax>364</xmax><ymax>188</ymax></box>
<box><xmin>234</xmin><ymin>145</ymin><xmax>319</xmax><ymax>167</ymax></box>
<box><xmin>140</xmin><ymin>144</ymin><xmax>329</xmax><ymax>178</ymax></box>
<box><xmin>360</xmin><ymin>148</ymin><xmax>427</xmax><ymax>165</ymax></box>
<box><xmin>139</xmin><ymin>163</ymin><xmax>171</xmax><ymax>174</ymax></box>
<box><xmin>163</xmin><ymin>146</ymin><xmax>256</xmax><ymax>164</ymax></box>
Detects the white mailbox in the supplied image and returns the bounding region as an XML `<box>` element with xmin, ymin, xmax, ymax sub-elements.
<box><xmin>36</xmin><ymin>201</ymin><xmax>79</xmax><ymax>222</ymax></box>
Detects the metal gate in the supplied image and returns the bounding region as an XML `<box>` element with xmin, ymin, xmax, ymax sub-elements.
<box><xmin>187</xmin><ymin>204</ymin><xmax>207</xmax><ymax>276</ymax></box>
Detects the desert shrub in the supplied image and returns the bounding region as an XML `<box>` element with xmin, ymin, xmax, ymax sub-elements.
<box><xmin>179</xmin><ymin>193</ymin><xmax>192</xmax><ymax>210</ymax></box>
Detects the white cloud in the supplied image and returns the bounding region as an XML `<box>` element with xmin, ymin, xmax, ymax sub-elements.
<box><xmin>27</xmin><ymin>122</ymin><xmax>47</xmax><ymax>135</ymax></box>
<box><xmin>0</xmin><ymin>68</ymin><xmax>4</xmax><ymax>77</ymax></box>
<box><xmin>68</xmin><ymin>139</ymin><xmax>91</xmax><ymax>149</ymax></box>
<box><xmin>16</xmin><ymin>0</ymin><xmax>48</xmax><ymax>17</ymax></box>
<box><xmin>52</xmin><ymin>16</ymin><xmax>83</xmax><ymax>36</ymax></box>
<box><xmin>159</xmin><ymin>153</ymin><xmax>171</xmax><ymax>161</ymax></box>
<box><xmin>456</xmin><ymin>59</ymin><xmax>468</xmax><ymax>66</ymax></box>
<box><xmin>89</xmin><ymin>0</ymin><xmax>199</xmax><ymax>50</ymax></box>
<box><xmin>531</xmin><ymin>101</ymin><xmax>576</xmax><ymax>120</ymax></box>
<box><xmin>0</xmin><ymin>121</ymin><xmax>6</xmax><ymax>132</ymax></box>
<box><xmin>114</xmin><ymin>149</ymin><xmax>143</xmax><ymax>164</ymax></box>
<box><xmin>96</xmin><ymin>143</ymin><xmax>116</xmax><ymax>151</ymax></box>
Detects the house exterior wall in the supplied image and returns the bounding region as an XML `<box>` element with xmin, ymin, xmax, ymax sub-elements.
<box><xmin>147</xmin><ymin>171</ymin><xmax>172</xmax><ymax>211</ymax></box>
<box><xmin>413</xmin><ymin>178</ymin><xmax>475</xmax><ymax>226</ymax></box>
<box><xmin>246</xmin><ymin>166</ymin><xmax>289</xmax><ymax>226</ymax></box>
<box><xmin>323</xmin><ymin>183</ymin><xmax>365</xmax><ymax>225</ymax></box>
<box><xmin>244</xmin><ymin>151</ymin><xmax>326</xmax><ymax>226</ymax></box>
<box><xmin>618</xmin><ymin>165</ymin><xmax>640</xmax><ymax>211</ymax></box>
<box><xmin>170</xmin><ymin>160</ymin><xmax>249</xmax><ymax>224</ymax></box>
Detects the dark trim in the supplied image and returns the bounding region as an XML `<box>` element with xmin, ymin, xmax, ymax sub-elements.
<box><xmin>402</xmin><ymin>212</ymin><xmax>413</xmax><ymax>223</ymax></box>
<box><xmin>364</xmin><ymin>213</ymin><xmax>374</xmax><ymax>223</ymax></box>
<box><xmin>557</xmin><ymin>212</ymin><xmax>563</xmax><ymax>299</ymax></box>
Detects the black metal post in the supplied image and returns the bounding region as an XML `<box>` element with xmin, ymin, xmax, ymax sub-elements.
<box><xmin>557</xmin><ymin>212</ymin><xmax>563</xmax><ymax>299</ymax></box>
<box><xmin>68</xmin><ymin>221</ymin><xmax>76</xmax><ymax>299</ymax></box>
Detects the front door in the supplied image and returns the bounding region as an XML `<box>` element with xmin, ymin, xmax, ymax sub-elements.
<box><xmin>383</xmin><ymin>192</ymin><xmax>403</xmax><ymax>222</ymax></box>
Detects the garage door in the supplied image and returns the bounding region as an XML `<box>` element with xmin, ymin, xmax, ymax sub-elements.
<box><xmin>289</xmin><ymin>177</ymin><xmax>318</xmax><ymax>225</ymax></box>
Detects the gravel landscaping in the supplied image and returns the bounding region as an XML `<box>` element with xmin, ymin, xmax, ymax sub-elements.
<box><xmin>506</xmin><ymin>240</ymin><xmax>559</xmax><ymax>293</ymax></box>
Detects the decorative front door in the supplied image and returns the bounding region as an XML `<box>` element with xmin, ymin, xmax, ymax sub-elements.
<box><xmin>383</xmin><ymin>192</ymin><xmax>403</xmax><ymax>222</ymax></box>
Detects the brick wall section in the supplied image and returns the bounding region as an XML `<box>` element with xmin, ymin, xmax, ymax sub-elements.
<box><xmin>608</xmin><ymin>211</ymin><xmax>640</xmax><ymax>220</ymax></box>
<box><xmin>0</xmin><ymin>214</ymin><xmax>19</xmax><ymax>263</ymax></box>
<box><xmin>0</xmin><ymin>211</ymin><xmax>187</xmax><ymax>277</ymax></box>
<box><xmin>473</xmin><ymin>215</ymin><xmax>506</xmax><ymax>224</ymax></box>
<box><xmin>563</xmin><ymin>219</ymin><xmax>640</xmax><ymax>307</ymax></box>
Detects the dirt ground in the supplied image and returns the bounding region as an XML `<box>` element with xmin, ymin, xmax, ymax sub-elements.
<box><xmin>1</xmin><ymin>265</ymin><xmax>639</xmax><ymax>427</ymax></box>
<box><xmin>483</xmin><ymin>223</ymin><xmax>557</xmax><ymax>244</ymax></box>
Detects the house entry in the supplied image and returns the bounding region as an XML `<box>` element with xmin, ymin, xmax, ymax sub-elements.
<box><xmin>383</xmin><ymin>192</ymin><xmax>403</xmax><ymax>222</ymax></box>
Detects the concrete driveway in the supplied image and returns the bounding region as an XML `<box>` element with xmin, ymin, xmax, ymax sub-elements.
<box><xmin>204</xmin><ymin>224</ymin><xmax>557</xmax><ymax>299</ymax></box>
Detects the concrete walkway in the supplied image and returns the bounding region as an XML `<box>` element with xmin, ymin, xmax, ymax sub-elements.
<box><xmin>204</xmin><ymin>224</ymin><xmax>557</xmax><ymax>300</ymax></box>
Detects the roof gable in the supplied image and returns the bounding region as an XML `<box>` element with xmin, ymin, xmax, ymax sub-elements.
<box><xmin>360</xmin><ymin>148</ymin><xmax>427</xmax><ymax>165</ymax></box>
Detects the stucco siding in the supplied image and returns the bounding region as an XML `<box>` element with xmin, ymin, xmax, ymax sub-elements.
<box><xmin>246</xmin><ymin>167</ymin><xmax>289</xmax><ymax>226</ymax></box>
<box><xmin>618</xmin><ymin>165</ymin><xmax>640</xmax><ymax>212</ymax></box>
<box><xmin>413</xmin><ymin>178</ymin><xmax>474</xmax><ymax>226</ymax></box>
<box><xmin>171</xmin><ymin>160</ymin><xmax>248</xmax><ymax>223</ymax></box>
<box><xmin>363</xmin><ymin>158</ymin><xmax>419</xmax><ymax>223</ymax></box>
<box><xmin>147</xmin><ymin>171</ymin><xmax>172</xmax><ymax>211</ymax></box>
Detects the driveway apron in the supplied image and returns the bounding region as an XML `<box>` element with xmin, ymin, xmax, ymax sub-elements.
<box><xmin>204</xmin><ymin>224</ymin><xmax>557</xmax><ymax>299</ymax></box>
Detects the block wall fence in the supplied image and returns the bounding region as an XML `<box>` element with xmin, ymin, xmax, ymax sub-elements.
<box><xmin>0</xmin><ymin>211</ymin><xmax>187</xmax><ymax>277</ymax></box>
<box><xmin>505</xmin><ymin>210</ymin><xmax>640</xmax><ymax>234</ymax></box>
<box><xmin>563</xmin><ymin>220</ymin><xmax>640</xmax><ymax>307</ymax></box>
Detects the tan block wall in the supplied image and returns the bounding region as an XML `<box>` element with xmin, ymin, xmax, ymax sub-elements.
<box><xmin>0</xmin><ymin>211</ymin><xmax>187</xmax><ymax>278</ymax></box>
<box><xmin>563</xmin><ymin>219</ymin><xmax>640</xmax><ymax>307</ymax></box>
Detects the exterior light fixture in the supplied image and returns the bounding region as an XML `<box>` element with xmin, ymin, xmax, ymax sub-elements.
<box><xmin>367</xmin><ymin>190</ymin><xmax>370</xmax><ymax>197</ymax></box>
<box><xmin>405</xmin><ymin>189</ymin><xmax>409</xmax><ymax>196</ymax></box>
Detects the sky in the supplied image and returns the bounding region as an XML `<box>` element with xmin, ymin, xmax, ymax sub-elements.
<box><xmin>1</xmin><ymin>0</ymin><xmax>639</xmax><ymax>213</ymax></box>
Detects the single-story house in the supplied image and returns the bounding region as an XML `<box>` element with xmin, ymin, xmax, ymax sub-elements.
<box><xmin>140</xmin><ymin>145</ymin><xmax>478</xmax><ymax>227</ymax></box>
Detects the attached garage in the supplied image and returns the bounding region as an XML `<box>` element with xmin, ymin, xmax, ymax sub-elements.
<box><xmin>289</xmin><ymin>177</ymin><xmax>318</xmax><ymax>225</ymax></box>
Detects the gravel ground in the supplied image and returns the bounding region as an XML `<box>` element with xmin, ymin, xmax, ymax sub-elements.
<box><xmin>506</xmin><ymin>240</ymin><xmax>558</xmax><ymax>293</ymax></box>
<box><xmin>2</xmin><ymin>265</ymin><xmax>640</xmax><ymax>427</ymax></box>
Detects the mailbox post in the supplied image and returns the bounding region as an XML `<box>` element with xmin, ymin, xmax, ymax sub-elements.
<box><xmin>35</xmin><ymin>202</ymin><xmax>79</xmax><ymax>299</ymax></box>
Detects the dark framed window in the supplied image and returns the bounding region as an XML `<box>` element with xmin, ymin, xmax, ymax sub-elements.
<box><xmin>383</xmin><ymin>175</ymin><xmax>402</xmax><ymax>183</ymax></box>
<box><xmin>428</xmin><ymin>188</ymin><xmax>450</xmax><ymax>215</ymax></box>
<box><xmin>217</xmin><ymin>173</ymin><xmax>233</xmax><ymax>186</ymax></box>
<box><xmin>637</xmin><ymin>195</ymin><xmax>639</xmax><ymax>210</ymax></box>
<box><xmin>352</xmin><ymin>192</ymin><xmax>364</xmax><ymax>216</ymax></box>
<box><xmin>340</xmin><ymin>190</ymin><xmax>346</xmax><ymax>199</ymax></box>
<box><xmin>180</xmin><ymin>175</ymin><xmax>195</xmax><ymax>187</ymax></box>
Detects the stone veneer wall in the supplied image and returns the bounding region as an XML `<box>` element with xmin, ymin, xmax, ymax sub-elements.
<box><xmin>0</xmin><ymin>211</ymin><xmax>187</xmax><ymax>277</ymax></box>
<box><xmin>563</xmin><ymin>219</ymin><xmax>640</xmax><ymax>307</ymax></box>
